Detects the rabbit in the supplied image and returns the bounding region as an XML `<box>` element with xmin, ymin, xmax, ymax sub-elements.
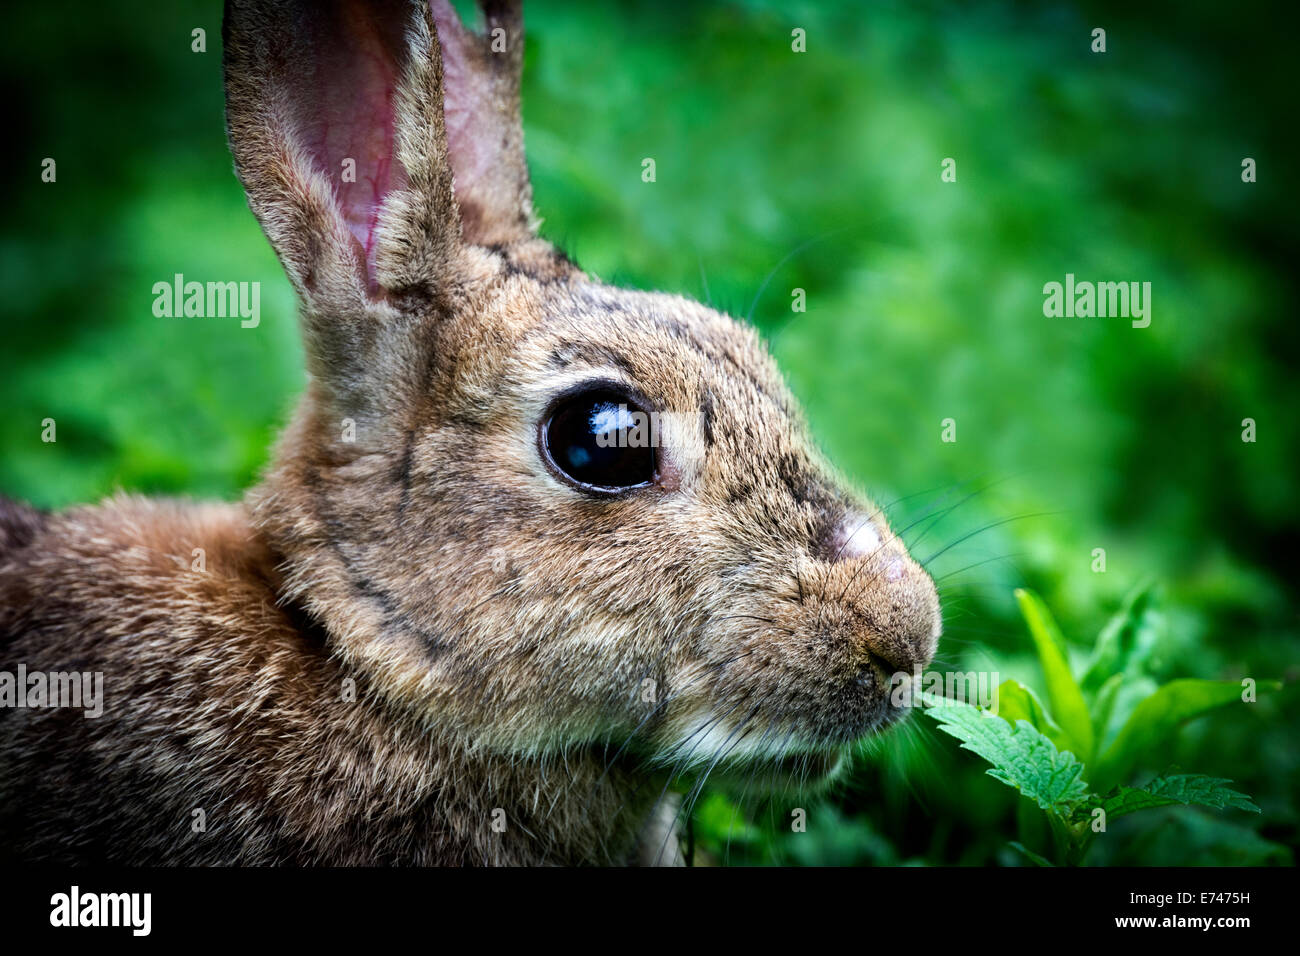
<box><xmin>0</xmin><ymin>0</ymin><xmax>940</xmax><ymax>866</ymax></box>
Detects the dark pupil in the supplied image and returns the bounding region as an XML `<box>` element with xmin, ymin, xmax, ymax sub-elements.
<box><xmin>546</xmin><ymin>391</ymin><xmax>657</xmax><ymax>490</ymax></box>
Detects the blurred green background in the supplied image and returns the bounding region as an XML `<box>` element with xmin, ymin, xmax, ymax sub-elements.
<box><xmin>1</xmin><ymin>0</ymin><xmax>1295</xmax><ymax>865</ymax></box>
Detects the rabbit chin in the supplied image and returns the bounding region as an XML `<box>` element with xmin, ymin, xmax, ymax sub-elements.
<box><xmin>649</xmin><ymin>697</ymin><xmax>904</xmax><ymax>792</ymax></box>
<box><xmin>673</xmin><ymin>738</ymin><xmax>856</xmax><ymax>794</ymax></box>
<box><xmin>704</xmin><ymin>748</ymin><xmax>852</xmax><ymax>794</ymax></box>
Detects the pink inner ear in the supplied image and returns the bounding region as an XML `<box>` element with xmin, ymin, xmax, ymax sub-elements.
<box><xmin>431</xmin><ymin>0</ymin><xmax>500</xmax><ymax>224</ymax></box>
<box><xmin>295</xmin><ymin>0</ymin><xmax>411</xmax><ymax>286</ymax></box>
<box><xmin>286</xmin><ymin>0</ymin><xmax>516</xmax><ymax>283</ymax></box>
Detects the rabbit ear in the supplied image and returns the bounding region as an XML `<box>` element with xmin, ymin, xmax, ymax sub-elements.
<box><xmin>430</xmin><ymin>0</ymin><xmax>536</xmax><ymax>245</ymax></box>
<box><xmin>223</xmin><ymin>0</ymin><xmax>534</xmax><ymax>309</ymax></box>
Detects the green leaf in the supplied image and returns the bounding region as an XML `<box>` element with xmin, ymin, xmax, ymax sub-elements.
<box><xmin>1099</xmin><ymin>773</ymin><xmax>1260</xmax><ymax>821</ymax></box>
<box><xmin>1014</xmin><ymin>589</ymin><xmax>1094</xmax><ymax>762</ymax></box>
<box><xmin>922</xmin><ymin>692</ymin><xmax>1091</xmax><ymax>813</ymax></box>
<box><xmin>1092</xmin><ymin>679</ymin><xmax>1267</xmax><ymax>792</ymax></box>
<box><xmin>995</xmin><ymin>679</ymin><xmax>1071</xmax><ymax>752</ymax></box>
<box><xmin>1080</xmin><ymin>584</ymin><xmax>1162</xmax><ymax>695</ymax></box>
<box><xmin>1089</xmin><ymin>672</ymin><xmax>1125</xmax><ymax>736</ymax></box>
<box><xmin>1091</xmin><ymin>672</ymin><xmax>1159</xmax><ymax>756</ymax></box>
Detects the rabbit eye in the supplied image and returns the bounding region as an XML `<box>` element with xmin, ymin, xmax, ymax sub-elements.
<box><xmin>541</xmin><ymin>388</ymin><xmax>658</xmax><ymax>494</ymax></box>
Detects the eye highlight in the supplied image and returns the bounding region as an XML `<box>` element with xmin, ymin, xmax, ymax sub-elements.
<box><xmin>540</xmin><ymin>387</ymin><xmax>658</xmax><ymax>494</ymax></box>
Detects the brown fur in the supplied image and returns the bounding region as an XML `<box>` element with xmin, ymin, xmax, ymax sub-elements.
<box><xmin>0</xmin><ymin>0</ymin><xmax>939</xmax><ymax>865</ymax></box>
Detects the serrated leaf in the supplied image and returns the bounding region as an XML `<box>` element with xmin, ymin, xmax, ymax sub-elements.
<box><xmin>922</xmin><ymin>692</ymin><xmax>1092</xmax><ymax>813</ymax></box>
<box><xmin>1015</xmin><ymin>589</ymin><xmax>1094</xmax><ymax>762</ymax></box>
<box><xmin>1092</xmin><ymin>679</ymin><xmax>1267</xmax><ymax>792</ymax></box>
<box><xmin>1099</xmin><ymin>773</ymin><xmax>1260</xmax><ymax>821</ymax></box>
<box><xmin>994</xmin><ymin>679</ymin><xmax>1071</xmax><ymax>752</ymax></box>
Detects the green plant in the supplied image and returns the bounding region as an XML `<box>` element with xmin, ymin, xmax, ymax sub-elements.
<box><xmin>921</xmin><ymin>586</ymin><xmax>1277</xmax><ymax>866</ymax></box>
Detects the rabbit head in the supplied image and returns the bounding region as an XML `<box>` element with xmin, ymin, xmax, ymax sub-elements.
<box><xmin>226</xmin><ymin>0</ymin><xmax>940</xmax><ymax>779</ymax></box>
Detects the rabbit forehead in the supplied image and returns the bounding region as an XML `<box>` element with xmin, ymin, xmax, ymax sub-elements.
<box><xmin>455</xmin><ymin>273</ymin><xmax>796</xmax><ymax>424</ymax></box>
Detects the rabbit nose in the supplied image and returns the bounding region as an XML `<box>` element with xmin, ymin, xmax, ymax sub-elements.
<box><xmin>825</xmin><ymin>513</ymin><xmax>941</xmax><ymax>674</ymax></box>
